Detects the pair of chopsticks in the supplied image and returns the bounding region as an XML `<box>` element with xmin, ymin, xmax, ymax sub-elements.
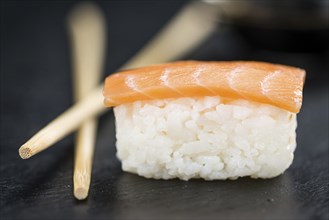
<box><xmin>18</xmin><ymin>1</ymin><xmax>218</xmax><ymax>200</ymax></box>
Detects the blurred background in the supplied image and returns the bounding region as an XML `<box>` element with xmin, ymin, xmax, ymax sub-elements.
<box><xmin>1</xmin><ymin>1</ymin><xmax>328</xmax><ymax>220</ymax></box>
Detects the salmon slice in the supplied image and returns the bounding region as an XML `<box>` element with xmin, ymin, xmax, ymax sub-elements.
<box><xmin>103</xmin><ymin>61</ymin><xmax>306</xmax><ymax>113</ymax></box>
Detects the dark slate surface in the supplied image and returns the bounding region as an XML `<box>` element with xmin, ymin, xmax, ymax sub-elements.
<box><xmin>1</xmin><ymin>1</ymin><xmax>328</xmax><ymax>220</ymax></box>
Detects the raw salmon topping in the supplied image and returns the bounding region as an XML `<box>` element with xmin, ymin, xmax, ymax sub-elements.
<box><xmin>103</xmin><ymin>61</ymin><xmax>306</xmax><ymax>113</ymax></box>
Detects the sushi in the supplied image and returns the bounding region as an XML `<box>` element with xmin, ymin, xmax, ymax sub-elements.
<box><xmin>103</xmin><ymin>61</ymin><xmax>306</xmax><ymax>180</ymax></box>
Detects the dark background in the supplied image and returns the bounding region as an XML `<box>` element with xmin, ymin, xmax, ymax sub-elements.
<box><xmin>1</xmin><ymin>1</ymin><xmax>328</xmax><ymax>220</ymax></box>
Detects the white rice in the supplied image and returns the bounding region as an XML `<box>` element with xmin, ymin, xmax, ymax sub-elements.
<box><xmin>114</xmin><ymin>96</ymin><xmax>297</xmax><ymax>180</ymax></box>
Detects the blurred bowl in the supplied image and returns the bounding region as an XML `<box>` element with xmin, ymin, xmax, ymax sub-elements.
<box><xmin>203</xmin><ymin>0</ymin><xmax>329</xmax><ymax>52</ymax></box>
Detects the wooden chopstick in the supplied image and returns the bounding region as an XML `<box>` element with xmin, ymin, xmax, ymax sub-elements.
<box><xmin>68</xmin><ymin>2</ymin><xmax>106</xmax><ymax>200</ymax></box>
<box><xmin>19</xmin><ymin>87</ymin><xmax>105</xmax><ymax>159</ymax></box>
<box><xmin>18</xmin><ymin>1</ymin><xmax>217</xmax><ymax>159</ymax></box>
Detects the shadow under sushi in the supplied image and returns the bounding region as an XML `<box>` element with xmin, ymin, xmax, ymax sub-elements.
<box><xmin>91</xmin><ymin>171</ymin><xmax>301</xmax><ymax>220</ymax></box>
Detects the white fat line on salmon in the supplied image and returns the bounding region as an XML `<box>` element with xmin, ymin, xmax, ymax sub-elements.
<box><xmin>126</xmin><ymin>75</ymin><xmax>138</xmax><ymax>90</ymax></box>
<box><xmin>105</xmin><ymin>97</ymin><xmax>117</xmax><ymax>105</ymax></box>
<box><xmin>292</xmin><ymin>73</ymin><xmax>305</xmax><ymax>108</ymax></box>
<box><xmin>228</xmin><ymin>66</ymin><xmax>249</xmax><ymax>100</ymax></box>
<box><xmin>193</xmin><ymin>65</ymin><xmax>216</xmax><ymax>95</ymax></box>
<box><xmin>293</xmin><ymin>88</ymin><xmax>302</xmax><ymax>107</ymax></box>
<box><xmin>260</xmin><ymin>70</ymin><xmax>282</xmax><ymax>105</ymax></box>
<box><xmin>125</xmin><ymin>75</ymin><xmax>155</xmax><ymax>99</ymax></box>
<box><xmin>160</xmin><ymin>68</ymin><xmax>184</xmax><ymax>96</ymax></box>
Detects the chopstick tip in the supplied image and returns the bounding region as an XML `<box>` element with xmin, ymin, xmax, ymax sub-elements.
<box><xmin>74</xmin><ymin>187</ymin><xmax>89</xmax><ymax>200</ymax></box>
<box><xmin>19</xmin><ymin>146</ymin><xmax>32</xmax><ymax>159</ymax></box>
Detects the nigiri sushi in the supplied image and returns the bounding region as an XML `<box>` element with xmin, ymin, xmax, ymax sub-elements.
<box><xmin>103</xmin><ymin>61</ymin><xmax>305</xmax><ymax>180</ymax></box>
